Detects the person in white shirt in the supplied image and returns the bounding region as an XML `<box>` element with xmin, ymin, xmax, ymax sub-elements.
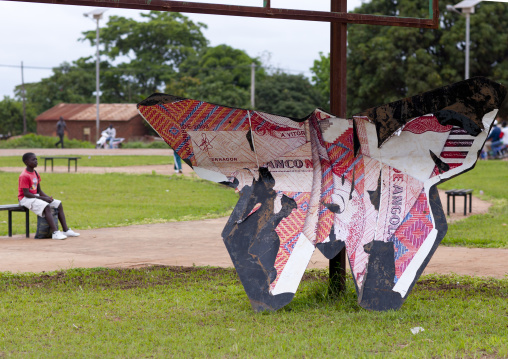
<box><xmin>105</xmin><ymin>124</ymin><xmax>117</xmax><ymax>149</ymax></box>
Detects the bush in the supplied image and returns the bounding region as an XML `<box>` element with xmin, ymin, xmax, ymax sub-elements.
<box><xmin>0</xmin><ymin>134</ymin><xmax>94</xmax><ymax>149</ymax></box>
<box><xmin>122</xmin><ymin>141</ymin><xmax>169</xmax><ymax>149</ymax></box>
<box><xmin>148</xmin><ymin>141</ymin><xmax>169</xmax><ymax>149</ymax></box>
<box><xmin>121</xmin><ymin>141</ymin><xmax>145</xmax><ymax>149</ymax></box>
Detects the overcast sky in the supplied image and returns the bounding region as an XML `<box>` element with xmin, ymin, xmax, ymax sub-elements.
<box><xmin>0</xmin><ymin>0</ymin><xmax>366</xmax><ymax>99</ymax></box>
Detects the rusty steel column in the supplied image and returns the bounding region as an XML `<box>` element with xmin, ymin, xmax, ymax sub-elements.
<box><xmin>329</xmin><ymin>0</ymin><xmax>348</xmax><ymax>295</ymax></box>
<box><xmin>330</xmin><ymin>0</ymin><xmax>347</xmax><ymax>118</ymax></box>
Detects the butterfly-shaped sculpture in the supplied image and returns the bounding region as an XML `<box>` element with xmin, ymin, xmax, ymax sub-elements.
<box><xmin>138</xmin><ymin>77</ymin><xmax>506</xmax><ymax>312</ymax></box>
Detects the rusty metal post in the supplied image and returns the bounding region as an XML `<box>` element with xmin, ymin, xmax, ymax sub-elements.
<box><xmin>330</xmin><ymin>0</ymin><xmax>347</xmax><ymax>118</ymax></box>
<box><xmin>329</xmin><ymin>0</ymin><xmax>348</xmax><ymax>295</ymax></box>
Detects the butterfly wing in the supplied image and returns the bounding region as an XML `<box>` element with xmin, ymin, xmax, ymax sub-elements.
<box><xmin>137</xmin><ymin>95</ymin><xmax>320</xmax><ymax>311</ymax></box>
<box><xmin>324</xmin><ymin>77</ymin><xmax>506</xmax><ymax>310</ymax></box>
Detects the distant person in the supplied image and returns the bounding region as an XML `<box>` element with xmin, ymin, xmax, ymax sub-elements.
<box><xmin>486</xmin><ymin>121</ymin><xmax>503</xmax><ymax>157</ymax></box>
<box><xmin>174</xmin><ymin>152</ymin><xmax>183</xmax><ymax>174</ymax></box>
<box><xmin>105</xmin><ymin>124</ymin><xmax>116</xmax><ymax>149</ymax></box>
<box><xmin>18</xmin><ymin>152</ymin><xmax>80</xmax><ymax>240</ymax></box>
<box><xmin>54</xmin><ymin>117</ymin><xmax>67</xmax><ymax>148</ymax></box>
<box><xmin>501</xmin><ymin>121</ymin><xmax>508</xmax><ymax>146</ymax></box>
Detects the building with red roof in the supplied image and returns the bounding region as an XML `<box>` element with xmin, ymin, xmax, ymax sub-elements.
<box><xmin>35</xmin><ymin>103</ymin><xmax>148</xmax><ymax>142</ymax></box>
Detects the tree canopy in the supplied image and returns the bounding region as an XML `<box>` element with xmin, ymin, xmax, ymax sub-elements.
<box><xmin>256</xmin><ymin>71</ymin><xmax>326</xmax><ymax>118</ymax></box>
<box><xmin>0</xmin><ymin>96</ymin><xmax>36</xmax><ymax>135</ymax></box>
<box><xmin>166</xmin><ymin>44</ymin><xmax>263</xmax><ymax>108</ymax></box>
<box><xmin>15</xmin><ymin>59</ymin><xmax>96</xmax><ymax>115</ymax></box>
<box><xmin>311</xmin><ymin>0</ymin><xmax>508</xmax><ymax>116</ymax></box>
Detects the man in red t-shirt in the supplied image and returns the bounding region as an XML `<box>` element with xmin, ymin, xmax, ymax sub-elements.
<box><xmin>18</xmin><ymin>152</ymin><xmax>80</xmax><ymax>240</ymax></box>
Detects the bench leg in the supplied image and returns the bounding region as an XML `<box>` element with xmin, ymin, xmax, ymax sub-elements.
<box><xmin>453</xmin><ymin>195</ymin><xmax>456</xmax><ymax>213</ymax></box>
<box><xmin>469</xmin><ymin>193</ymin><xmax>472</xmax><ymax>213</ymax></box>
<box><xmin>463</xmin><ymin>194</ymin><xmax>467</xmax><ymax>216</ymax></box>
<box><xmin>8</xmin><ymin>210</ymin><xmax>12</xmax><ymax>237</ymax></box>
<box><xmin>447</xmin><ymin>194</ymin><xmax>450</xmax><ymax>216</ymax></box>
<box><xmin>75</xmin><ymin>159</ymin><xmax>77</xmax><ymax>172</ymax></box>
<box><xmin>68</xmin><ymin>159</ymin><xmax>70</xmax><ymax>173</ymax></box>
<box><xmin>25</xmin><ymin>209</ymin><xmax>29</xmax><ymax>238</ymax></box>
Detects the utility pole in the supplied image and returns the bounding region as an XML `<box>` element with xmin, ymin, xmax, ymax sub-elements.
<box><xmin>21</xmin><ymin>61</ymin><xmax>27</xmax><ymax>134</ymax></box>
<box><xmin>250</xmin><ymin>62</ymin><xmax>256</xmax><ymax>108</ymax></box>
<box><xmin>84</xmin><ymin>9</ymin><xmax>107</xmax><ymax>142</ymax></box>
<box><xmin>95</xmin><ymin>16</ymin><xmax>101</xmax><ymax>141</ymax></box>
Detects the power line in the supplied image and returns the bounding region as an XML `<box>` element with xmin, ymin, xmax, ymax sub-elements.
<box><xmin>0</xmin><ymin>64</ymin><xmax>54</xmax><ymax>70</ymax></box>
<box><xmin>0</xmin><ymin>62</ymin><xmax>313</xmax><ymax>76</ymax></box>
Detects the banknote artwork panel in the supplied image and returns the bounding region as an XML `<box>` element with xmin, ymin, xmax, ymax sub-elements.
<box><xmin>137</xmin><ymin>77</ymin><xmax>506</xmax><ymax>312</ymax></box>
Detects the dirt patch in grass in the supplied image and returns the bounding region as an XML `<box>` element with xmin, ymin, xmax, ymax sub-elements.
<box><xmin>2</xmin><ymin>266</ymin><xmax>330</xmax><ymax>290</ymax></box>
<box><xmin>301</xmin><ymin>270</ymin><xmax>328</xmax><ymax>282</ymax></box>
<box><xmin>1</xmin><ymin>266</ymin><xmax>240</xmax><ymax>290</ymax></box>
<box><xmin>3</xmin><ymin>266</ymin><xmax>506</xmax><ymax>299</ymax></box>
<box><xmin>416</xmin><ymin>278</ymin><xmax>508</xmax><ymax>297</ymax></box>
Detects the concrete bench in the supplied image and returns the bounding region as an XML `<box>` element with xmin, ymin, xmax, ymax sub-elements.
<box><xmin>0</xmin><ymin>204</ymin><xmax>29</xmax><ymax>237</ymax></box>
<box><xmin>445</xmin><ymin>189</ymin><xmax>473</xmax><ymax>216</ymax></box>
<box><xmin>40</xmin><ymin>156</ymin><xmax>81</xmax><ymax>172</ymax></box>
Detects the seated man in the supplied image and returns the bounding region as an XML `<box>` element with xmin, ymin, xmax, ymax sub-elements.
<box><xmin>105</xmin><ymin>124</ymin><xmax>116</xmax><ymax>149</ymax></box>
<box><xmin>18</xmin><ymin>152</ymin><xmax>80</xmax><ymax>240</ymax></box>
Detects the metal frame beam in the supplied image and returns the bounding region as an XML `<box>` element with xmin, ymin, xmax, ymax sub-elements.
<box><xmin>4</xmin><ymin>0</ymin><xmax>439</xmax><ymax>28</ymax></box>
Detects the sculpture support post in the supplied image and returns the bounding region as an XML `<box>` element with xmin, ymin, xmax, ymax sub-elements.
<box><xmin>331</xmin><ymin>0</ymin><xmax>347</xmax><ymax>119</ymax></box>
<box><xmin>329</xmin><ymin>0</ymin><xmax>348</xmax><ymax>295</ymax></box>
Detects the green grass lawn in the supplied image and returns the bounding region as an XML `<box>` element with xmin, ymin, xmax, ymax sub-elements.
<box><xmin>0</xmin><ymin>155</ymin><xmax>173</xmax><ymax>168</ymax></box>
<box><xmin>0</xmin><ymin>172</ymin><xmax>237</xmax><ymax>236</ymax></box>
<box><xmin>438</xmin><ymin>161</ymin><xmax>508</xmax><ymax>248</ymax></box>
<box><xmin>0</xmin><ymin>267</ymin><xmax>506</xmax><ymax>358</ymax></box>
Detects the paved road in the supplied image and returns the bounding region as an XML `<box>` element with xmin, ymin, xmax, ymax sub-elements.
<box><xmin>0</xmin><ymin>148</ymin><xmax>173</xmax><ymax>157</ymax></box>
<box><xmin>1</xmin><ymin>218</ymin><xmax>506</xmax><ymax>278</ymax></box>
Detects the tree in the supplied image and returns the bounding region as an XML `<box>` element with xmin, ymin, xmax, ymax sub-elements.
<box><xmin>82</xmin><ymin>11</ymin><xmax>208</xmax><ymax>97</ymax></box>
<box><xmin>165</xmin><ymin>44</ymin><xmax>263</xmax><ymax>108</ymax></box>
<box><xmin>0</xmin><ymin>96</ymin><xmax>37</xmax><ymax>135</ymax></box>
<box><xmin>255</xmin><ymin>71</ymin><xmax>326</xmax><ymax>118</ymax></box>
<box><xmin>311</xmin><ymin>0</ymin><xmax>508</xmax><ymax>116</ymax></box>
<box><xmin>310</xmin><ymin>52</ymin><xmax>330</xmax><ymax>112</ymax></box>
<box><xmin>15</xmin><ymin>59</ymin><xmax>96</xmax><ymax>114</ymax></box>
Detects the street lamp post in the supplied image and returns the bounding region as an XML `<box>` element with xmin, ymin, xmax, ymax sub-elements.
<box><xmin>447</xmin><ymin>0</ymin><xmax>481</xmax><ymax>80</ymax></box>
<box><xmin>84</xmin><ymin>8</ymin><xmax>107</xmax><ymax>142</ymax></box>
